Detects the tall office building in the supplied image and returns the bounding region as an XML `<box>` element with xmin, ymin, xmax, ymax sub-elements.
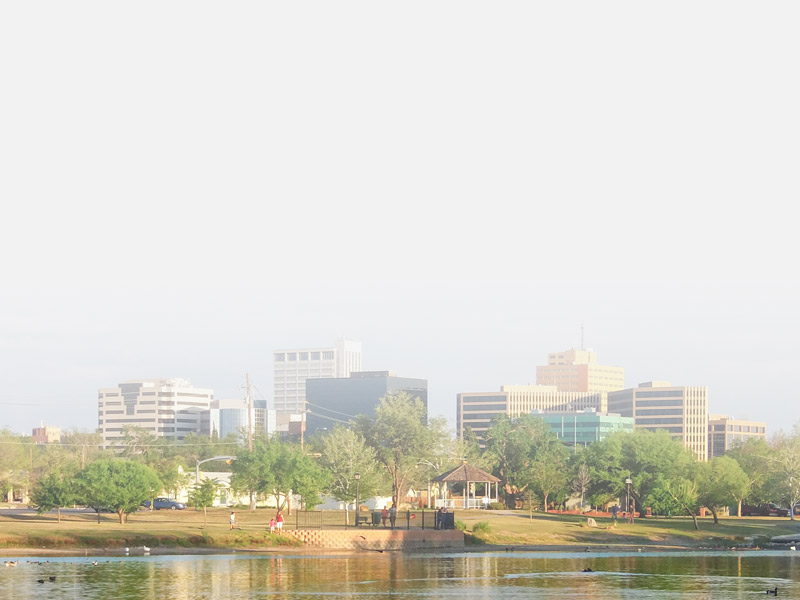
<box><xmin>202</xmin><ymin>398</ymin><xmax>277</xmax><ymax>440</ymax></box>
<box><xmin>457</xmin><ymin>385</ymin><xmax>608</xmax><ymax>444</ymax></box>
<box><xmin>98</xmin><ymin>378</ymin><xmax>214</xmax><ymax>447</ymax></box>
<box><xmin>608</xmin><ymin>381</ymin><xmax>709</xmax><ymax>461</ymax></box>
<box><xmin>536</xmin><ymin>349</ymin><xmax>625</xmax><ymax>393</ymax></box>
<box><xmin>273</xmin><ymin>338</ymin><xmax>362</xmax><ymax>416</ymax></box>
<box><xmin>708</xmin><ymin>415</ymin><xmax>767</xmax><ymax>459</ymax></box>
<box><xmin>305</xmin><ymin>371</ymin><xmax>428</xmax><ymax>435</ymax></box>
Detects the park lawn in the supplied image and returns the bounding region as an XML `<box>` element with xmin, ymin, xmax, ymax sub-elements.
<box><xmin>0</xmin><ymin>507</ymin><xmax>301</xmax><ymax>551</ymax></box>
<box><xmin>451</xmin><ymin>510</ymin><xmax>800</xmax><ymax>549</ymax></box>
<box><xmin>2</xmin><ymin>507</ymin><xmax>798</xmax><ymax>552</ymax></box>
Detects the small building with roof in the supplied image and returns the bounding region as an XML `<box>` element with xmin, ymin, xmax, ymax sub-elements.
<box><xmin>432</xmin><ymin>462</ymin><xmax>501</xmax><ymax>509</ymax></box>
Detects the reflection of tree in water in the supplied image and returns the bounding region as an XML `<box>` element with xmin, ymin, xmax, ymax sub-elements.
<box><xmin>9</xmin><ymin>552</ymin><xmax>800</xmax><ymax>598</ymax></box>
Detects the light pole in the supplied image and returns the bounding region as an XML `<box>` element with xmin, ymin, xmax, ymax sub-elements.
<box><xmin>625</xmin><ymin>476</ymin><xmax>633</xmax><ymax>523</ymax></box>
<box><xmin>354</xmin><ymin>473</ymin><xmax>361</xmax><ymax>526</ymax></box>
<box><xmin>196</xmin><ymin>455</ymin><xmax>236</xmax><ymax>484</ymax></box>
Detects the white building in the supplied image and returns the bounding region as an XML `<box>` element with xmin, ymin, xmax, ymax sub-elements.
<box><xmin>608</xmin><ymin>381</ymin><xmax>709</xmax><ymax>461</ymax></box>
<box><xmin>98</xmin><ymin>378</ymin><xmax>214</xmax><ymax>447</ymax></box>
<box><xmin>273</xmin><ymin>338</ymin><xmax>362</xmax><ymax>422</ymax></box>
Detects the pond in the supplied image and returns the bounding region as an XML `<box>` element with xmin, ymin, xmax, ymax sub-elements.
<box><xmin>2</xmin><ymin>550</ymin><xmax>798</xmax><ymax>599</ymax></box>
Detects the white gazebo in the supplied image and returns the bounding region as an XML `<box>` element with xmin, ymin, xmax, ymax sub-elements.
<box><xmin>432</xmin><ymin>462</ymin><xmax>501</xmax><ymax>509</ymax></box>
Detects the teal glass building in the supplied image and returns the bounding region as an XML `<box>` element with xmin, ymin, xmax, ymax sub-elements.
<box><xmin>536</xmin><ymin>409</ymin><xmax>633</xmax><ymax>447</ymax></box>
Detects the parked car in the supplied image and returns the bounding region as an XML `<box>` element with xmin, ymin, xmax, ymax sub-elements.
<box><xmin>142</xmin><ymin>497</ymin><xmax>186</xmax><ymax>510</ymax></box>
<box><xmin>741</xmin><ymin>503</ymin><xmax>789</xmax><ymax>517</ymax></box>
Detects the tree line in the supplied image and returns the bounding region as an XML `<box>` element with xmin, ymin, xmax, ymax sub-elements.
<box><xmin>5</xmin><ymin>393</ymin><xmax>800</xmax><ymax>529</ymax></box>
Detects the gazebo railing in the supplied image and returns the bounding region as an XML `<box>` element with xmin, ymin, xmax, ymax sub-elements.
<box><xmin>435</xmin><ymin>498</ymin><xmax>489</xmax><ymax>509</ymax></box>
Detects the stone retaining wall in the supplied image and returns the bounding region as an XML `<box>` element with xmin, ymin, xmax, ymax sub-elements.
<box><xmin>284</xmin><ymin>529</ymin><xmax>464</xmax><ymax>550</ymax></box>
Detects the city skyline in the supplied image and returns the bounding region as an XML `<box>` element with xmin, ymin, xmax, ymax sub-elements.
<box><xmin>2</xmin><ymin>338</ymin><xmax>791</xmax><ymax>440</ymax></box>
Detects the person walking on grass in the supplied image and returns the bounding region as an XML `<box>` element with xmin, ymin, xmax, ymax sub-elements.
<box><xmin>229</xmin><ymin>511</ymin><xmax>236</xmax><ymax>530</ymax></box>
<box><xmin>269</xmin><ymin>517</ymin><xmax>276</xmax><ymax>533</ymax></box>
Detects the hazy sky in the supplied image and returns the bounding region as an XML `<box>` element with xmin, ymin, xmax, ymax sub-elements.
<box><xmin>2</xmin><ymin>2</ymin><xmax>798</xmax><ymax>438</ymax></box>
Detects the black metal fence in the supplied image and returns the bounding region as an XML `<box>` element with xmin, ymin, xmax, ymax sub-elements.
<box><xmin>291</xmin><ymin>509</ymin><xmax>455</xmax><ymax>530</ymax></box>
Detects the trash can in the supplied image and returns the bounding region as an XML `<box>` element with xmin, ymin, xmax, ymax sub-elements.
<box><xmin>443</xmin><ymin>512</ymin><xmax>455</xmax><ymax>530</ymax></box>
<box><xmin>371</xmin><ymin>511</ymin><xmax>381</xmax><ymax>526</ymax></box>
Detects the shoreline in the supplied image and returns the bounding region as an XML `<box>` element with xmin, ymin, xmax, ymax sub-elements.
<box><xmin>0</xmin><ymin>542</ymin><xmax>718</xmax><ymax>558</ymax></box>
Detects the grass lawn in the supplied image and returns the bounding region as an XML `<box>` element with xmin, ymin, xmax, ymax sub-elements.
<box><xmin>0</xmin><ymin>506</ymin><xmax>302</xmax><ymax>552</ymax></box>
<box><xmin>450</xmin><ymin>509</ymin><xmax>800</xmax><ymax>549</ymax></box>
<box><xmin>1</xmin><ymin>506</ymin><xmax>798</xmax><ymax>553</ymax></box>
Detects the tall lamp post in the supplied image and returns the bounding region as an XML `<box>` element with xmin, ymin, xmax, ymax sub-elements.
<box><xmin>625</xmin><ymin>476</ymin><xmax>633</xmax><ymax>523</ymax></box>
<box><xmin>354</xmin><ymin>473</ymin><xmax>361</xmax><ymax>527</ymax></box>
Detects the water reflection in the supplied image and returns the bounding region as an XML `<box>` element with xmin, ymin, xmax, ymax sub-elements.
<box><xmin>0</xmin><ymin>551</ymin><xmax>797</xmax><ymax>599</ymax></box>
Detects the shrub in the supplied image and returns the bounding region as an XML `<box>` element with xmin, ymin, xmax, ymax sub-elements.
<box><xmin>472</xmin><ymin>521</ymin><xmax>491</xmax><ymax>534</ymax></box>
<box><xmin>489</xmin><ymin>502</ymin><xmax>505</xmax><ymax>510</ymax></box>
<box><xmin>454</xmin><ymin>520</ymin><xmax>467</xmax><ymax>531</ymax></box>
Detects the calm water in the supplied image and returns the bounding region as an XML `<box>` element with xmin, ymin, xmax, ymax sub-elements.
<box><xmin>1</xmin><ymin>550</ymin><xmax>798</xmax><ymax>599</ymax></box>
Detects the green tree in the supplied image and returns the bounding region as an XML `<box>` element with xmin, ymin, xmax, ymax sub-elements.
<box><xmin>189</xmin><ymin>477</ymin><xmax>221</xmax><ymax>527</ymax></box>
<box><xmin>0</xmin><ymin>429</ymin><xmax>34</xmax><ymax>503</ymax></box>
<box><xmin>773</xmin><ymin>428</ymin><xmax>800</xmax><ymax>520</ymax></box>
<box><xmin>231</xmin><ymin>437</ymin><xmax>329</xmax><ymax>514</ymax></box>
<box><xmin>484</xmin><ymin>414</ymin><xmax>565</xmax><ymax>509</ymax></box>
<box><xmin>357</xmin><ymin>392</ymin><xmax>445</xmax><ymax>507</ymax></box>
<box><xmin>119</xmin><ymin>425</ymin><xmax>161</xmax><ymax>458</ymax></box>
<box><xmin>664</xmin><ymin>473</ymin><xmax>702</xmax><ymax>530</ymax></box>
<box><xmin>318</xmin><ymin>426</ymin><xmax>384</xmax><ymax>524</ymax></box>
<box><xmin>75</xmin><ymin>459</ymin><xmax>161</xmax><ymax>524</ymax></box>
<box><xmin>31</xmin><ymin>473</ymin><xmax>74</xmax><ymax>523</ymax></box>
<box><xmin>726</xmin><ymin>437</ymin><xmax>775</xmax><ymax>516</ymax></box>
<box><xmin>483</xmin><ymin>414</ymin><xmax>532</xmax><ymax>507</ymax></box>
<box><xmin>620</xmin><ymin>430</ymin><xmax>696</xmax><ymax>512</ymax></box>
<box><xmin>698</xmin><ymin>456</ymin><xmax>749</xmax><ymax>524</ymax></box>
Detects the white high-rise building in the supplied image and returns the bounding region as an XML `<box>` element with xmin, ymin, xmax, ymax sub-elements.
<box><xmin>98</xmin><ymin>378</ymin><xmax>214</xmax><ymax>447</ymax></box>
<box><xmin>608</xmin><ymin>381</ymin><xmax>709</xmax><ymax>461</ymax></box>
<box><xmin>273</xmin><ymin>338</ymin><xmax>362</xmax><ymax>415</ymax></box>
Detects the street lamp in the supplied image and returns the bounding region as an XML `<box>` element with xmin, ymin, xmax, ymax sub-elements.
<box><xmin>354</xmin><ymin>473</ymin><xmax>361</xmax><ymax>526</ymax></box>
<box><xmin>625</xmin><ymin>477</ymin><xmax>633</xmax><ymax>523</ymax></box>
<box><xmin>196</xmin><ymin>455</ymin><xmax>236</xmax><ymax>484</ymax></box>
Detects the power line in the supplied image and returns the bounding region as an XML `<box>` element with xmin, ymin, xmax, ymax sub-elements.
<box><xmin>0</xmin><ymin>440</ymin><xmax>241</xmax><ymax>448</ymax></box>
<box><xmin>304</xmin><ymin>409</ymin><xmax>351</xmax><ymax>425</ymax></box>
<box><xmin>304</xmin><ymin>402</ymin><xmax>358</xmax><ymax>419</ymax></box>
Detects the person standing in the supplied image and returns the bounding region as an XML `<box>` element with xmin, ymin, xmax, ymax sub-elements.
<box><xmin>229</xmin><ymin>511</ymin><xmax>235</xmax><ymax>530</ymax></box>
<box><xmin>611</xmin><ymin>504</ymin><xmax>618</xmax><ymax>523</ymax></box>
<box><xmin>389</xmin><ymin>504</ymin><xmax>397</xmax><ymax>530</ymax></box>
<box><xmin>276</xmin><ymin>511</ymin><xmax>284</xmax><ymax>532</ymax></box>
<box><xmin>269</xmin><ymin>517</ymin><xmax>276</xmax><ymax>533</ymax></box>
<box><xmin>381</xmin><ymin>506</ymin><xmax>389</xmax><ymax>528</ymax></box>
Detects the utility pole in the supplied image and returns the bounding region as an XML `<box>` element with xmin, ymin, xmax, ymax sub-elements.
<box><xmin>246</xmin><ymin>373</ymin><xmax>253</xmax><ymax>452</ymax></box>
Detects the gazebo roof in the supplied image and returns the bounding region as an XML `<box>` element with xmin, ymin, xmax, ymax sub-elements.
<box><xmin>432</xmin><ymin>462</ymin><xmax>500</xmax><ymax>484</ymax></box>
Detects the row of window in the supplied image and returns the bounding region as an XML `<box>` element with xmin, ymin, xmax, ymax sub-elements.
<box><xmin>275</xmin><ymin>351</ymin><xmax>335</xmax><ymax>361</ymax></box>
